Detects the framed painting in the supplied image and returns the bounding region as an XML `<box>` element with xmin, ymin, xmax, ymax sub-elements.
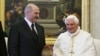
<box><xmin>3</xmin><ymin>0</ymin><xmax>90</xmax><ymax>37</ymax></box>
<box><xmin>5</xmin><ymin>0</ymin><xmax>82</xmax><ymax>34</ymax></box>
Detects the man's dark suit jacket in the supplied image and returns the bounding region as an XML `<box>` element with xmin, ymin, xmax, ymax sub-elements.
<box><xmin>8</xmin><ymin>19</ymin><xmax>45</xmax><ymax>56</ymax></box>
<box><xmin>0</xmin><ymin>22</ymin><xmax>7</xmax><ymax>56</ymax></box>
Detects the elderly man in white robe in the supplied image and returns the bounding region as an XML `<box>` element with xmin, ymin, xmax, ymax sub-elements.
<box><xmin>53</xmin><ymin>15</ymin><xmax>97</xmax><ymax>56</ymax></box>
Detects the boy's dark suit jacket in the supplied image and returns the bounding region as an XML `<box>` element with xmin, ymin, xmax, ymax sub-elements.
<box><xmin>0</xmin><ymin>22</ymin><xmax>7</xmax><ymax>56</ymax></box>
<box><xmin>8</xmin><ymin>19</ymin><xmax>45</xmax><ymax>56</ymax></box>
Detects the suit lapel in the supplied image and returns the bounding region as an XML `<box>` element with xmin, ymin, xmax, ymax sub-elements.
<box><xmin>35</xmin><ymin>23</ymin><xmax>42</xmax><ymax>43</ymax></box>
<box><xmin>22</xmin><ymin>20</ymin><xmax>38</xmax><ymax>43</ymax></box>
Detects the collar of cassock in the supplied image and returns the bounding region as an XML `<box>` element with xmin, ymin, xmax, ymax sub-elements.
<box><xmin>68</xmin><ymin>26</ymin><xmax>80</xmax><ymax>37</ymax></box>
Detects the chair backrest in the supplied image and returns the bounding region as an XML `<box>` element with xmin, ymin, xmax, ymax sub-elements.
<box><xmin>93</xmin><ymin>39</ymin><xmax>100</xmax><ymax>56</ymax></box>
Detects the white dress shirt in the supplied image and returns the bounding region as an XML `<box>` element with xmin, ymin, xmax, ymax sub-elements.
<box><xmin>24</xmin><ymin>17</ymin><xmax>38</xmax><ymax>34</ymax></box>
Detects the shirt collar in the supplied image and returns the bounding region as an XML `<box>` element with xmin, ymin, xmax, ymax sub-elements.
<box><xmin>24</xmin><ymin>17</ymin><xmax>32</xmax><ymax>27</ymax></box>
<box><xmin>24</xmin><ymin>17</ymin><xmax>37</xmax><ymax>32</ymax></box>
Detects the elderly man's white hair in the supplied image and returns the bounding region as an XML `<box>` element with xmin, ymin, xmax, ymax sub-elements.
<box><xmin>64</xmin><ymin>15</ymin><xmax>79</xmax><ymax>24</ymax></box>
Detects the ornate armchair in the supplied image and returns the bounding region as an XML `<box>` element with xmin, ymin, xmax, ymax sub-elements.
<box><xmin>93</xmin><ymin>39</ymin><xmax>100</xmax><ymax>56</ymax></box>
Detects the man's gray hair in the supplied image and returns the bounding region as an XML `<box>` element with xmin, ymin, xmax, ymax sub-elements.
<box><xmin>64</xmin><ymin>15</ymin><xmax>79</xmax><ymax>24</ymax></box>
<box><xmin>24</xmin><ymin>3</ymin><xmax>38</xmax><ymax>14</ymax></box>
<box><xmin>24</xmin><ymin>4</ymin><xmax>33</xmax><ymax>14</ymax></box>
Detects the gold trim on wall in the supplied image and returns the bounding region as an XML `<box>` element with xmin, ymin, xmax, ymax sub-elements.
<box><xmin>0</xmin><ymin>0</ymin><xmax>5</xmax><ymax>30</ymax></box>
<box><xmin>82</xmin><ymin>0</ymin><xmax>90</xmax><ymax>32</ymax></box>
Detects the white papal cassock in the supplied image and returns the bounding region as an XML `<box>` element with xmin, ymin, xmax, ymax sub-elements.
<box><xmin>53</xmin><ymin>27</ymin><xmax>97</xmax><ymax>56</ymax></box>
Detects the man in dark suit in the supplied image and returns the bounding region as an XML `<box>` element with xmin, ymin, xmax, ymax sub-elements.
<box><xmin>8</xmin><ymin>3</ymin><xmax>45</xmax><ymax>56</ymax></box>
<box><xmin>0</xmin><ymin>21</ymin><xmax>7</xmax><ymax>56</ymax></box>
